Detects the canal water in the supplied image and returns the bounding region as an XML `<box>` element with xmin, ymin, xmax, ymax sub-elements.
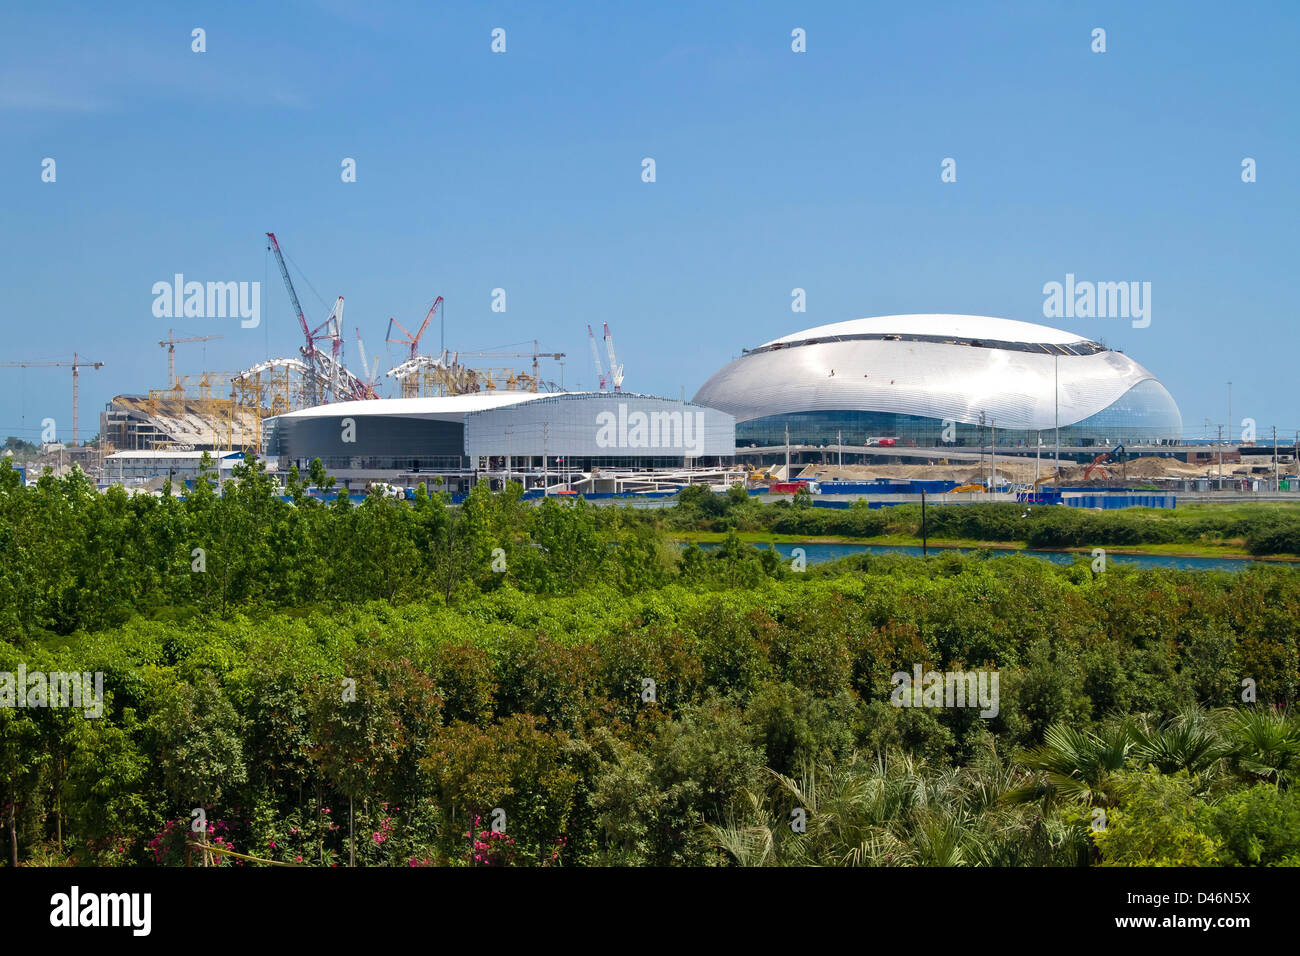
<box><xmin>691</xmin><ymin>541</ymin><xmax>1293</xmax><ymax>572</ymax></box>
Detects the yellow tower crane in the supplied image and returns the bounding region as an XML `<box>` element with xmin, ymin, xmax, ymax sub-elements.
<box><xmin>0</xmin><ymin>353</ymin><xmax>105</xmax><ymax>446</ymax></box>
<box><xmin>159</xmin><ymin>329</ymin><xmax>223</xmax><ymax>388</ymax></box>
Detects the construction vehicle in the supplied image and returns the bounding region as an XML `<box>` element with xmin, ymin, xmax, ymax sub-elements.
<box><xmin>585</xmin><ymin>323</ymin><xmax>624</xmax><ymax>391</ymax></box>
<box><xmin>1084</xmin><ymin>444</ymin><xmax>1126</xmax><ymax>481</ymax></box>
<box><xmin>770</xmin><ymin>479</ymin><xmax>820</xmax><ymax>494</ymax></box>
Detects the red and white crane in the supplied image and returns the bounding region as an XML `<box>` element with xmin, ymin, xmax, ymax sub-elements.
<box><xmin>387</xmin><ymin>296</ymin><xmax>443</xmax><ymax>361</ymax></box>
<box><xmin>265</xmin><ymin>232</ymin><xmax>371</xmax><ymax>404</ymax></box>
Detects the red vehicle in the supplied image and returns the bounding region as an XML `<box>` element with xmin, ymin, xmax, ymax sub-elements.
<box><xmin>876</xmin><ymin>437</ymin><xmax>898</xmax><ymax>447</ymax></box>
<box><xmin>769</xmin><ymin>480</ymin><xmax>821</xmax><ymax>494</ymax></box>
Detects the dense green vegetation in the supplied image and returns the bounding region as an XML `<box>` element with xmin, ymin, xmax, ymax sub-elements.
<box><xmin>664</xmin><ymin>484</ymin><xmax>1300</xmax><ymax>556</ymax></box>
<box><xmin>1</xmin><ymin>457</ymin><xmax>1298</xmax><ymax>866</ymax></box>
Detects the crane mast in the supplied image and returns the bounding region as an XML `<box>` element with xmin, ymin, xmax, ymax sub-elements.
<box><xmin>0</xmin><ymin>354</ymin><xmax>104</xmax><ymax>445</ymax></box>
<box><xmin>159</xmin><ymin>329</ymin><xmax>223</xmax><ymax>388</ymax></box>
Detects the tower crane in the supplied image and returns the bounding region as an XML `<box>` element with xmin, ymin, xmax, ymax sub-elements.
<box><xmin>387</xmin><ymin>296</ymin><xmax>443</xmax><ymax>361</ymax></box>
<box><xmin>0</xmin><ymin>353</ymin><xmax>104</xmax><ymax>446</ymax></box>
<box><xmin>455</xmin><ymin>341</ymin><xmax>566</xmax><ymax>391</ymax></box>
<box><xmin>588</xmin><ymin>324</ymin><xmax>607</xmax><ymax>390</ymax></box>
<box><xmin>158</xmin><ymin>329</ymin><xmax>223</xmax><ymax>388</ymax></box>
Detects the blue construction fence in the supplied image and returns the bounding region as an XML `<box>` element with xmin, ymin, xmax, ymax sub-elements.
<box><xmin>1017</xmin><ymin>490</ymin><xmax>1176</xmax><ymax>509</ymax></box>
<box><xmin>805</xmin><ymin>494</ymin><xmax>1177</xmax><ymax>511</ymax></box>
<box><xmin>818</xmin><ymin>479</ymin><xmax>961</xmax><ymax>495</ymax></box>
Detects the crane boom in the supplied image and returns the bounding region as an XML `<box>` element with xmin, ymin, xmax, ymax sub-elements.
<box><xmin>603</xmin><ymin>321</ymin><xmax>623</xmax><ymax>391</ymax></box>
<box><xmin>158</xmin><ymin>329</ymin><xmax>223</xmax><ymax>387</ymax></box>
<box><xmin>265</xmin><ymin>233</ymin><xmax>311</xmax><ymax>340</ymax></box>
<box><xmin>0</xmin><ymin>354</ymin><xmax>104</xmax><ymax>445</ymax></box>
<box><xmin>387</xmin><ymin>296</ymin><xmax>444</xmax><ymax>361</ymax></box>
<box><xmin>587</xmin><ymin>324</ymin><xmax>606</xmax><ymax>390</ymax></box>
<box><xmin>355</xmin><ymin>327</ymin><xmax>381</xmax><ymax>397</ymax></box>
<box><xmin>266</xmin><ymin>232</ymin><xmax>323</xmax><ymax>405</ymax></box>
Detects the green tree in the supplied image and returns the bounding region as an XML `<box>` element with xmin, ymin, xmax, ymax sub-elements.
<box><xmin>1091</xmin><ymin>769</ymin><xmax>1222</xmax><ymax>866</ymax></box>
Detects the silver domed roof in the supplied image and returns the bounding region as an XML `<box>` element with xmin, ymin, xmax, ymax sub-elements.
<box><xmin>693</xmin><ymin>314</ymin><xmax>1179</xmax><ymax>432</ymax></box>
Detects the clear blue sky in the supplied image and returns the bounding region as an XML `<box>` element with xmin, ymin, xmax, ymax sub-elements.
<box><xmin>2</xmin><ymin>0</ymin><xmax>1297</xmax><ymax>444</ymax></box>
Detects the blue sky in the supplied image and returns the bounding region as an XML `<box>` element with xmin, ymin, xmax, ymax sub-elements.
<box><xmin>2</xmin><ymin>0</ymin><xmax>1297</xmax><ymax>444</ymax></box>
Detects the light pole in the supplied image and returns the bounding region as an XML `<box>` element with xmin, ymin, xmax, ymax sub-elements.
<box><xmin>1217</xmin><ymin>424</ymin><xmax>1223</xmax><ymax>490</ymax></box>
<box><xmin>979</xmin><ymin>410</ymin><xmax>986</xmax><ymax>486</ymax></box>
<box><xmin>1227</xmin><ymin>381</ymin><xmax>1232</xmax><ymax>434</ymax></box>
<box><xmin>1054</xmin><ymin>354</ymin><xmax>1060</xmax><ymax>487</ymax></box>
<box><xmin>1274</xmin><ymin>425</ymin><xmax>1280</xmax><ymax>491</ymax></box>
<box><xmin>990</xmin><ymin>419</ymin><xmax>996</xmax><ymax>491</ymax></box>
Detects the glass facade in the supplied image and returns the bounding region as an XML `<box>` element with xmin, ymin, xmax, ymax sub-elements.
<box><xmin>736</xmin><ymin>380</ymin><xmax>1182</xmax><ymax>449</ymax></box>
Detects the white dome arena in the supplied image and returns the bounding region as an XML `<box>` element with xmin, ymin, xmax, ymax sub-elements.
<box><xmin>692</xmin><ymin>314</ymin><xmax>1182</xmax><ymax>447</ymax></box>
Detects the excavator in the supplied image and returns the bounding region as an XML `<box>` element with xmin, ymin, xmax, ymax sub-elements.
<box><xmin>1028</xmin><ymin>443</ymin><xmax>1126</xmax><ymax>489</ymax></box>
<box><xmin>1084</xmin><ymin>444</ymin><xmax>1126</xmax><ymax>481</ymax></box>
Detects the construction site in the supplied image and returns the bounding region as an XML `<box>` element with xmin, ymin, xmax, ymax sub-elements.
<box><xmin>4</xmin><ymin>233</ymin><xmax>1298</xmax><ymax>502</ymax></box>
<box><xmin>5</xmin><ymin>232</ymin><xmax>703</xmax><ymax>493</ymax></box>
<box><xmin>93</xmin><ymin>234</ymin><xmax>583</xmax><ymax>457</ymax></box>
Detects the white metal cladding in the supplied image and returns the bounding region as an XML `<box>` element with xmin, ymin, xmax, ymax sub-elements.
<box><xmin>273</xmin><ymin>392</ymin><xmax>547</xmax><ymax>423</ymax></box>
<box><xmin>463</xmin><ymin>393</ymin><xmax>736</xmax><ymax>457</ymax></box>
<box><xmin>693</xmin><ymin>314</ymin><xmax>1175</xmax><ymax>431</ymax></box>
<box><xmin>759</xmin><ymin>314</ymin><xmax>1089</xmax><ymax>348</ymax></box>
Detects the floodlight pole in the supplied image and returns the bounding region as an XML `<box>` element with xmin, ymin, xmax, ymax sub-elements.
<box><xmin>990</xmin><ymin>419</ymin><xmax>996</xmax><ymax>492</ymax></box>
<box><xmin>921</xmin><ymin>489</ymin><xmax>927</xmax><ymax>557</ymax></box>
<box><xmin>1218</xmin><ymin>425</ymin><xmax>1223</xmax><ymax>490</ymax></box>
<box><xmin>1274</xmin><ymin>425</ymin><xmax>1279</xmax><ymax>491</ymax></box>
<box><xmin>1054</xmin><ymin>354</ymin><xmax>1060</xmax><ymax>488</ymax></box>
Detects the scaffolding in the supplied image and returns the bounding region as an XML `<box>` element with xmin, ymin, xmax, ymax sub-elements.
<box><xmin>229</xmin><ymin>357</ymin><xmax>324</xmax><ymax>453</ymax></box>
<box><xmin>386</xmin><ymin>350</ymin><xmax>557</xmax><ymax>397</ymax></box>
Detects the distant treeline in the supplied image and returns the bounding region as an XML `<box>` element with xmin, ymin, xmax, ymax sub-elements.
<box><xmin>2</xmin><ymin>459</ymin><xmax>1299</xmax><ymax>639</ymax></box>
<box><xmin>654</xmin><ymin>485</ymin><xmax>1300</xmax><ymax>555</ymax></box>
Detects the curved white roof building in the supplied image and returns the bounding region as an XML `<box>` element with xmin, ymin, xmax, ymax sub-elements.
<box><xmin>265</xmin><ymin>390</ymin><xmax>735</xmax><ymax>488</ymax></box>
<box><xmin>692</xmin><ymin>314</ymin><xmax>1182</xmax><ymax>447</ymax></box>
